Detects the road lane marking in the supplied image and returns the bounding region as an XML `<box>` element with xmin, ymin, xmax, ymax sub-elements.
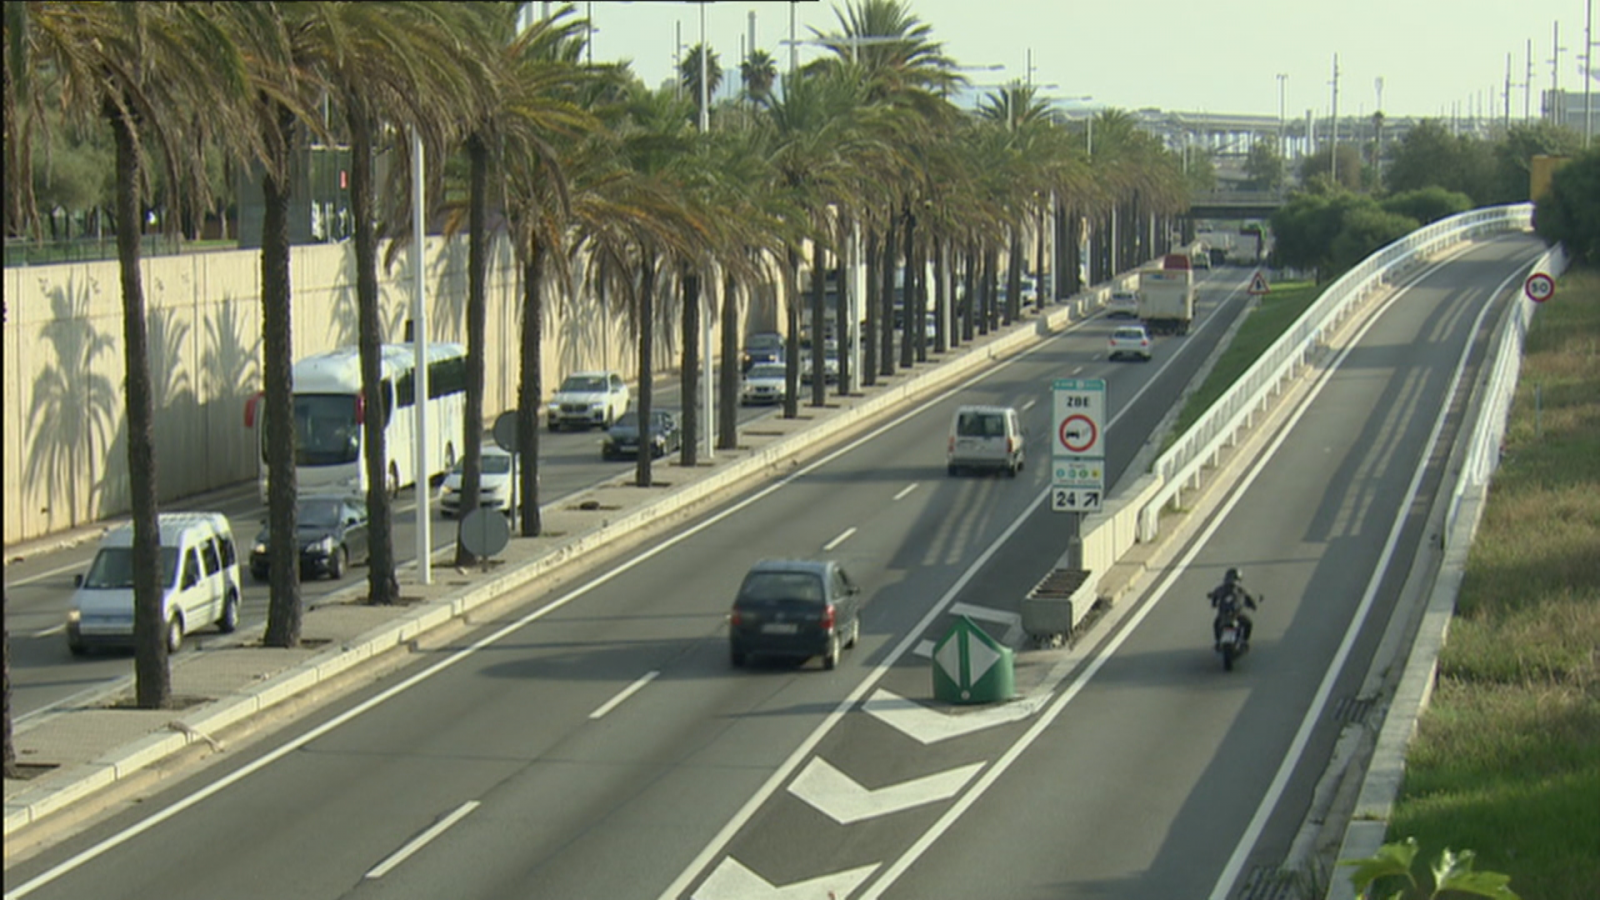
<box><xmin>589</xmin><ymin>670</ymin><xmax>659</xmax><ymax>720</ymax></box>
<box><xmin>693</xmin><ymin>858</ymin><xmax>877</xmax><ymax>900</ymax></box>
<box><xmin>31</xmin><ymin>624</ymin><xmax>65</xmax><ymax>638</ymax></box>
<box><xmin>364</xmin><ymin>800</ymin><xmax>480</xmax><ymax>879</ymax></box>
<box><xmin>788</xmin><ymin>758</ymin><xmax>983</xmax><ymax>825</ymax></box>
<box><xmin>821</xmin><ymin>528</ymin><xmax>856</xmax><ymax>552</ymax></box>
<box><xmin>891</xmin><ymin>484</ymin><xmax>918</xmax><ymax>501</ymax></box>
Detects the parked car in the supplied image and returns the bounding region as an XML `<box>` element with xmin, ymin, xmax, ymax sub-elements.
<box><xmin>800</xmin><ymin>338</ymin><xmax>840</xmax><ymax>384</ymax></box>
<box><xmin>602</xmin><ymin>410</ymin><xmax>683</xmax><ymax>460</ymax></box>
<box><xmin>728</xmin><ymin>559</ymin><xmax>864</xmax><ymax>670</ymax></box>
<box><xmin>547</xmin><ymin>371</ymin><xmax>629</xmax><ymax>431</ymax></box>
<box><xmin>250</xmin><ymin>494</ymin><xmax>369</xmax><ymax>582</ymax></box>
<box><xmin>438</xmin><ymin>446</ymin><xmax>522</xmax><ymax>517</ymax></box>
<box><xmin>741</xmin><ymin>362</ymin><xmax>788</xmax><ymax>405</ymax></box>
<box><xmin>947</xmin><ymin>404</ymin><xmax>1026</xmax><ymax>477</ymax></box>
<box><xmin>741</xmin><ymin>332</ymin><xmax>785</xmax><ymax>372</ymax></box>
<box><xmin>1107</xmin><ymin>290</ymin><xmax>1140</xmax><ymax>319</ymax></box>
<box><xmin>1109</xmin><ymin>324</ymin><xmax>1153</xmax><ymax>361</ymax></box>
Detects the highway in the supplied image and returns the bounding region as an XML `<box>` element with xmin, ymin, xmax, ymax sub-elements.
<box><xmin>6</xmin><ymin>240</ymin><xmax>1537</xmax><ymax>900</ymax></box>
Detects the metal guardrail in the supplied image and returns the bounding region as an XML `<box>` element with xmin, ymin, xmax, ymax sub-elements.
<box><xmin>1136</xmin><ymin>203</ymin><xmax>1535</xmax><ymax>541</ymax></box>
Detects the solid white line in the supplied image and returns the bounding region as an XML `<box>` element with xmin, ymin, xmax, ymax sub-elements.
<box><xmin>1020</xmin><ymin>398</ymin><xmax>1037</xmax><ymax>411</ymax></box>
<box><xmin>363</xmin><ymin>800</ymin><xmax>480</xmax><ymax>879</ymax></box>
<box><xmin>892</xmin><ymin>484</ymin><xmax>918</xmax><ymax>501</ymax></box>
<box><xmin>31</xmin><ymin>624</ymin><xmax>65</xmax><ymax>638</ymax></box>
<box><xmin>822</xmin><ymin>528</ymin><xmax>857</xmax><ymax>552</ymax></box>
<box><xmin>589</xmin><ymin>671</ymin><xmax>660</xmax><ymax>720</ymax></box>
<box><xmin>4</xmin><ymin>559</ymin><xmax>91</xmax><ymax>590</ymax></box>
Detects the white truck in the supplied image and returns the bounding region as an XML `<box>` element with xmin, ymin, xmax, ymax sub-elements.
<box><xmin>1137</xmin><ymin>268</ymin><xmax>1195</xmax><ymax>335</ymax></box>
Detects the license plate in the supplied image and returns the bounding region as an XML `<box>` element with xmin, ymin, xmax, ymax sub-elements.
<box><xmin>762</xmin><ymin>623</ymin><xmax>799</xmax><ymax>635</ymax></box>
<box><xmin>1221</xmin><ymin>627</ymin><xmax>1238</xmax><ymax>643</ymax></box>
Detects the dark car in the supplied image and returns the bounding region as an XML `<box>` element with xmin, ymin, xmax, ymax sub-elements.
<box><xmin>741</xmin><ymin>332</ymin><xmax>785</xmax><ymax>372</ymax></box>
<box><xmin>728</xmin><ymin>559</ymin><xmax>863</xmax><ymax>670</ymax></box>
<box><xmin>250</xmin><ymin>494</ymin><xmax>369</xmax><ymax>581</ymax></box>
<box><xmin>601</xmin><ymin>410</ymin><xmax>683</xmax><ymax>460</ymax></box>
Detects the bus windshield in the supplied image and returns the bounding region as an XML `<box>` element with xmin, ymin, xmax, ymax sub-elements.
<box><xmin>294</xmin><ymin>395</ymin><xmax>360</xmax><ymax>466</ymax></box>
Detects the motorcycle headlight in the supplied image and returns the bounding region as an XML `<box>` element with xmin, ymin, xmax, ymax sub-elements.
<box><xmin>315</xmin><ymin>536</ymin><xmax>334</xmax><ymax>554</ymax></box>
<box><xmin>253</xmin><ymin>542</ymin><xmax>268</xmax><ymax>556</ymax></box>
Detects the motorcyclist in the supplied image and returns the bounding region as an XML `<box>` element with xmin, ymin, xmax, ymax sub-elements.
<box><xmin>1208</xmin><ymin>567</ymin><xmax>1258</xmax><ymax>649</ymax></box>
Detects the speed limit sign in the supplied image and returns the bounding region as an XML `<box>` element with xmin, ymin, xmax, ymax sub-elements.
<box><xmin>1524</xmin><ymin>272</ymin><xmax>1555</xmax><ymax>304</ymax></box>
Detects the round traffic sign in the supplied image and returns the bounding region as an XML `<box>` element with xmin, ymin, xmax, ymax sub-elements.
<box><xmin>458</xmin><ymin>507</ymin><xmax>511</xmax><ymax>559</ymax></box>
<box><xmin>1524</xmin><ymin>272</ymin><xmax>1555</xmax><ymax>304</ymax></box>
<box><xmin>493</xmin><ymin>410</ymin><xmax>519</xmax><ymax>452</ymax></box>
<box><xmin>1058</xmin><ymin>414</ymin><xmax>1098</xmax><ymax>454</ymax></box>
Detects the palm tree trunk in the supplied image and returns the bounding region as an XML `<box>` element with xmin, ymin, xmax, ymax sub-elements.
<box><xmin>111</xmin><ymin>102</ymin><xmax>170</xmax><ymax>708</ymax></box>
<box><xmin>350</xmin><ymin>109</ymin><xmax>398</xmax><ymax>606</ymax></box>
<box><xmin>1034</xmin><ymin>205</ymin><xmax>1048</xmax><ymax>314</ymax></box>
<box><xmin>517</xmin><ymin>244</ymin><xmax>545</xmax><ymax>537</ymax></box>
<box><xmin>862</xmin><ymin>228</ymin><xmax>879</xmax><ymax>387</ymax></box>
<box><xmin>783</xmin><ymin>247</ymin><xmax>801</xmax><ymax>419</ymax></box>
<box><xmin>833</xmin><ymin>231</ymin><xmax>850</xmax><ymax>397</ymax></box>
<box><xmin>1005</xmin><ymin>228</ymin><xmax>1023</xmax><ymax>324</ymax></box>
<box><xmin>962</xmin><ymin>240</ymin><xmax>976</xmax><ymax>343</ymax></box>
<box><xmin>456</xmin><ymin>133</ymin><xmax>489</xmax><ymax>564</ymax></box>
<box><xmin>932</xmin><ymin>238</ymin><xmax>948</xmax><ymax>354</ymax></box>
<box><xmin>809</xmin><ymin>241</ymin><xmax>826</xmax><ymax>406</ymax></box>
<box><xmin>636</xmin><ymin>251</ymin><xmax>657</xmax><ymax>483</ymax></box>
<box><xmin>878</xmin><ymin>217</ymin><xmax>896</xmax><ymax>378</ymax></box>
<box><xmin>718</xmin><ymin>266</ymin><xmax>739</xmax><ymax>450</ymax></box>
<box><xmin>262</xmin><ymin>104</ymin><xmax>302</xmax><ymax>648</ymax></box>
<box><xmin>680</xmin><ymin>260</ymin><xmax>700</xmax><ymax>466</ymax></box>
<box><xmin>899</xmin><ymin>208</ymin><xmax>916</xmax><ymax>370</ymax></box>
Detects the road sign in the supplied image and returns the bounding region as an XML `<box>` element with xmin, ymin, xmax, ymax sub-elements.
<box><xmin>1524</xmin><ymin>272</ymin><xmax>1555</xmax><ymax>304</ymax></box>
<box><xmin>1247</xmin><ymin>270</ymin><xmax>1270</xmax><ymax>295</ymax></box>
<box><xmin>1051</xmin><ymin>457</ymin><xmax>1104</xmax><ymax>511</ymax></box>
<box><xmin>931</xmin><ymin>616</ymin><xmax>1014</xmax><ymax>704</ymax></box>
<box><xmin>1052</xmin><ymin>379</ymin><xmax>1105</xmax><ymax>459</ymax></box>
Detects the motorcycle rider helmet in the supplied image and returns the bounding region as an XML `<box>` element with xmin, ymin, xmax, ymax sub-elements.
<box><xmin>1224</xmin><ymin>567</ymin><xmax>1241</xmax><ymax>585</ymax></box>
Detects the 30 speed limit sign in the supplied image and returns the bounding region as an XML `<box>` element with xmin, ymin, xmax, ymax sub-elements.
<box><xmin>1524</xmin><ymin>272</ymin><xmax>1555</xmax><ymax>304</ymax></box>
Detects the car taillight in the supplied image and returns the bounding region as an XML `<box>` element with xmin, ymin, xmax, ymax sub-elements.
<box><xmin>1141</xmin><ymin>338</ymin><xmax>1149</xmax><ymax>347</ymax></box>
<box><xmin>820</xmin><ymin>604</ymin><xmax>836</xmax><ymax>631</ymax></box>
<box><xmin>728</xmin><ymin>607</ymin><xmax>743</xmax><ymax>627</ymax></box>
<box><xmin>1007</xmin><ymin>437</ymin><xmax>1016</xmax><ymax>453</ymax></box>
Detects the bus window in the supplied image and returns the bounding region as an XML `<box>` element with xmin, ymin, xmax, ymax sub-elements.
<box><xmin>294</xmin><ymin>395</ymin><xmax>360</xmax><ymax>466</ymax></box>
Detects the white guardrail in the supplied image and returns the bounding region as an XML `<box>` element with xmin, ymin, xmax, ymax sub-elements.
<box><xmin>1130</xmin><ymin>202</ymin><xmax>1535</xmax><ymax>545</ymax></box>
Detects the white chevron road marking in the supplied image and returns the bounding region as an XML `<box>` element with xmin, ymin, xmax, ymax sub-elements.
<box><xmin>693</xmin><ymin>858</ymin><xmax>878</xmax><ymax>900</ymax></box>
<box><xmin>788</xmin><ymin>758</ymin><xmax>984</xmax><ymax>825</ymax></box>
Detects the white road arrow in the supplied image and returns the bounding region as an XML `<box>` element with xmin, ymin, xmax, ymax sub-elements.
<box><xmin>788</xmin><ymin>758</ymin><xmax>984</xmax><ymax>825</ymax></box>
<box><xmin>693</xmin><ymin>858</ymin><xmax>878</xmax><ymax>900</ymax></box>
<box><xmin>863</xmin><ymin>688</ymin><xmax>1041</xmax><ymax>745</ymax></box>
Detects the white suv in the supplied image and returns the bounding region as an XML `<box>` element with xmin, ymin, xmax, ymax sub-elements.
<box><xmin>1108</xmin><ymin>325</ymin><xmax>1153</xmax><ymax>361</ymax></box>
<box><xmin>547</xmin><ymin>371</ymin><xmax>630</xmax><ymax>431</ymax></box>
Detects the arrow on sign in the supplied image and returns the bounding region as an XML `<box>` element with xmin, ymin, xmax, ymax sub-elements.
<box><xmin>788</xmin><ymin>758</ymin><xmax>984</xmax><ymax>825</ymax></box>
<box><xmin>693</xmin><ymin>858</ymin><xmax>878</xmax><ymax>900</ymax></box>
<box><xmin>863</xmin><ymin>688</ymin><xmax>1041</xmax><ymax>745</ymax></box>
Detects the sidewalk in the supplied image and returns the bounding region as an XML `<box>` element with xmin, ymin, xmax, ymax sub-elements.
<box><xmin>4</xmin><ymin>294</ymin><xmax>1115</xmax><ymax>845</ymax></box>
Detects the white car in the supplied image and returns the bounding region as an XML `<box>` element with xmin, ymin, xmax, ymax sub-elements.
<box><xmin>547</xmin><ymin>371</ymin><xmax>629</xmax><ymax>431</ymax></box>
<box><xmin>438</xmin><ymin>446</ymin><xmax>522</xmax><ymax>517</ymax></box>
<box><xmin>741</xmin><ymin>362</ymin><xmax>787</xmax><ymax>405</ymax></box>
<box><xmin>1108</xmin><ymin>325</ymin><xmax>1153</xmax><ymax>361</ymax></box>
<box><xmin>1107</xmin><ymin>291</ymin><xmax>1140</xmax><ymax>319</ymax></box>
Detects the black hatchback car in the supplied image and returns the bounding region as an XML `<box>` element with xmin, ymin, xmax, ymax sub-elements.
<box><xmin>250</xmin><ymin>494</ymin><xmax>369</xmax><ymax>581</ymax></box>
<box><xmin>728</xmin><ymin>559</ymin><xmax>863</xmax><ymax>669</ymax></box>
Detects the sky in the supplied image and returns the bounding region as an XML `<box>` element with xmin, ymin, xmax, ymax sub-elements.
<box><xmin>562</xmin><ymin>0</ymin><xmax>1595</xmax><ymax>120</ymax></box>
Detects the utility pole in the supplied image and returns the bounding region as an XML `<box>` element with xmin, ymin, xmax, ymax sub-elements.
<box><xmin>1504</xmin><ymin>53</ymin><xmax>1514</xmax><ymax>128</ymax></box>
<box><xmin>1276</xmin><ymin>72</ymin><xmax>1288</xmax><ymax>152</ymax></box>
<box><xmin>1329</xmin><ymin>54</ymin><xmax>1340</xmax><ymax>185</ymax></box>
<box><xmin>1586</xmin><ymin>0</ymin><xmax>1594</xmax><ymax>147</ymax></box>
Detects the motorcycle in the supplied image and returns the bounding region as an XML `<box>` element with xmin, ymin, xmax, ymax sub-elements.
<box><xmin>1212</xmin><ymin>593</ymin><xmax>1261</xmax><ymax>672</ymax></box>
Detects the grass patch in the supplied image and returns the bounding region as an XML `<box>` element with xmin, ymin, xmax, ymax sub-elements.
<box><xmin>1386</xmin><ymin>267</ymin><xmax>1600</xmax><ymax>899</ymax></box>
<box><xmin>1165</xmin><ymin>280</ymin><xmax>1320</xmax><ymax>449</ymax></box>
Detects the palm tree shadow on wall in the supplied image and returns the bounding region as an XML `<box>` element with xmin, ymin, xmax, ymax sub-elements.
<box><xmin>426</xmin><ymin>237</ymin><xmax>467</xmax><ymax>343</ymax></box>
<box><xmin>26</xmin><ymin>279</ymin><xmax>119</xmax><ymax>529</ymax></box>
<box><xmin>146</xmin><ymin>307</ymin><xmax>194</xmax><ymax>502</ymax></box>
<box><xmin>203</xmin><ymin>296</ymin><xmax>260</xmax><ymax>486</ymax></box>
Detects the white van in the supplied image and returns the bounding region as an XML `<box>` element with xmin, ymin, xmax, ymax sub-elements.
<box><xmin>68</xmin><ymin>512</ymin><xmax>243</xmax><ymax>655</ymax></box>
<box><xmin>947</xmin><ymin>405</ymin><xmax>1026</xmax><ymax>477</ymax></box>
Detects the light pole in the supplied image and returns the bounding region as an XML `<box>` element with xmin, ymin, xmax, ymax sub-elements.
<box><xmin>1276</xmin><ymin>73</ymin><xmax>1287</xmax><ymax>152</ymax></box>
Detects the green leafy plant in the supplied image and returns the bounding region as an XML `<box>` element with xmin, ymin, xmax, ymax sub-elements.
<box><xmin>1340</xmin><ymin>838</ymin><xmax>1518</xmax><ymax>899</ymax></box>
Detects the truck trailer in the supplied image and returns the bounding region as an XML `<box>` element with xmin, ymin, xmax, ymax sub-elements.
<box><xmin>1137</xmin><ymin>268</ymin><xmax>1195</xmax><ymax>335</ymax></box>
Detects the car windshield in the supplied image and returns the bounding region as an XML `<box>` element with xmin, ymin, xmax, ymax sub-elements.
<box><xmin>559</xmin><ymin>375</ymin><xmax>606</xmax><ymax>392</ymax></box>
<box><xmin>481</xmin><ymin>453</ymin><xmax>513</xmax><ymax>475</ymax></box>
<box><xmin>748</xmin><ymin>364</ymin><xmax>785</xmax><ymax>379</ymax></box>
<box><xmin>299</xmin><ymin>498</ymin><xmax>343</xmax><ymax>528</ymax></box>
<box><xmin>613</xmin><ymin>412</ymin><xmax>639</xmax><ymax>429</ymax></box>
<box><xmin>739</xmin><ymin>571</ymin><xmax>824</xmax><ymax>604</ymax></box>
<box><xmin>746</xmin><ymin>335</ymin><xmax>782</xmax><ymax>350</ymax></box>
<box><xmin>83</xmin><ymin>546</ymin><xmax>180</xmax><ymax>589</ymax></box>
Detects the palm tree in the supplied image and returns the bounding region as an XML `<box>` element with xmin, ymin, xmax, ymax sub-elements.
<box><xmin>678</xmin><ymin>41</ymin><xmax>722</xmax><ymax>116</ymax></box>
<box><xmin>11</xmin><ymin>1</ymin><xmax>252</xmax><ymax>707</ymax></box>
<box><xmin>740</xmin><ymin>48</ymin><xmax>777</xmax><ymax>104</ymax></box>
<box><xmin>298</xmin><ymin>2</ymin><xmax>491</xmax><ymax>604</ymax></box>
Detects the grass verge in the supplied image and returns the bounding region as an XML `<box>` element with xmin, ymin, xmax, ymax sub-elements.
<box><xmin>1165</xmin><ymin>279</ymin><xmax>1320</xmax><ymax>449</ymax></box>
<box><xmin>1385</xmin><ymin>267</ymin><xmax>1600</xmax><ymax>898</ymax></box>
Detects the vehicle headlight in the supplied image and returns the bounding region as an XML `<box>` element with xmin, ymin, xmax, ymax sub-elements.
<box><xmin>315</xmin><ymin>536</ymin><xmax>334</xmax><ymax>554</ymax></box>
<box><xmin>440</xmin><ymin>484</ymin><xmax>457</xmax><ymax>497</ymax></box>
<box><xmin>67</xmin><ymin>609</ymin><xmax>81</xmax><ymax>624</ymax></box>
<box><xmin>253</xmin><ymin>541</ymin><xmax>268</xmax><ymax>555</ymax></box>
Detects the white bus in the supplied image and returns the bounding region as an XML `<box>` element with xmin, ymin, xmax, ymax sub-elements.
<box><xmin>246</xmin><ymin>343</ymin><xmax>468</xmax><ymax>503</ymax></box>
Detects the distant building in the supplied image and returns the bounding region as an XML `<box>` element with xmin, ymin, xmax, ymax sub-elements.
<box><xmin>1541</xmin><ymin>89</ymin><xmax>1600</xmax><ymax>142</ymax></box>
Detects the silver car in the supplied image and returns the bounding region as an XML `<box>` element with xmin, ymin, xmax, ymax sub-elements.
<box><xmin>741</xmin><ymin>363</ymin><xmax>787</xmax><ymax>405</ymax></box>
<box><xmin>1108</xmin><ymin>325</ymin><xmax>1153</xmax><ymax>361</ymax></box>
<box><xmin>438</xmin><ymin>446</ymin><xmax>521</xmax><ymax>516</ymax></box>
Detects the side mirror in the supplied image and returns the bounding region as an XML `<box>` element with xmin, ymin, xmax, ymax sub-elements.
<box><xmin>74</xmin><ymin>573</ymin><xmax>84</xmax><ymax>588</ymax></box>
